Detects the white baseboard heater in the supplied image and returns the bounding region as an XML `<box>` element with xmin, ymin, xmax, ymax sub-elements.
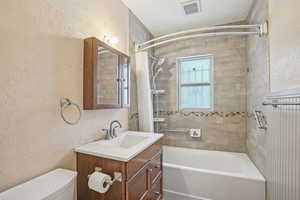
<box><xmin>263</xmin><ymin>92</ymin><xmax>300</xmax><ymax>200</ymax></box>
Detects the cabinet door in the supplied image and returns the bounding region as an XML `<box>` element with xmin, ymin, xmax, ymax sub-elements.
<box><xmin>147</xmin><ymin>175</ymin><xmax>162</xmax><ymax>200</ymax></box>
<box><xmin>83</xmin><ymin>37</ymin><xmax>130</xmax><ymax>110</ymax></box>
<box><xmin>148</xmin><ymin>153</ymin><xmax>162</xmax><ymax>185</ymax></box>
<box><xmin>126</xmin><ymin>165</ymin><xmax>150</xmax><ymax>200</ymax></box>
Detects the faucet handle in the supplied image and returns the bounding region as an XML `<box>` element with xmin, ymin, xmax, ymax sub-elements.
<box><xmin>102</xmin><ymin>128</ymin><xmax>109</xmax><ymax>133</ymax></box>
<box><xmin>113</xmin><ymin>124</ymin><xmax>121</xmax><ymax>129</ymax></box>
<box><xmin>101</xmin><ymin>128</ymin><xmax>110</xmax><ymax>139</ymax></box>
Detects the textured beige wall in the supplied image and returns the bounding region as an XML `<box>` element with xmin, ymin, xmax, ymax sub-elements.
<box><xmin>269</xmin><ymin>0</ymin><xmax>300</xmax><ymax>92</ymax></box>
<box><xmin>154</xmin><ymin>36</ymin><xmax>247</xmax><ymax>153</ymax></box>
<box><xmin>0</xmin><ymin>0</ymin><xmax>129</xmax><ymax>192</ymax></box>
<box><xmin>247</xmin><ymin>2</ymin><xmax>300</xmax><ymax>199</ymax></box>
<box><xmin>246</xmin><ymin>0</ymin><xmax>269</xmax><ymax>176</ymax></box>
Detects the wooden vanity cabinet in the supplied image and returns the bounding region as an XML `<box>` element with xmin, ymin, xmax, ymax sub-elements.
<box><xmin>76</xmin><ymin>139</ymin><xmax>163</xmax><ymax>200</ymax></box>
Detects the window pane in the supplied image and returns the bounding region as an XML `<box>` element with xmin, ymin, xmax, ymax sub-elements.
<box><xmin>181</xmin><ymin>85</ymin><xmax>211</xmax><ymax>109</ymax></box>
<box><xmin>123</xmin><ymin>66</ymin><xmax>128</xmax><ymax>88</ymax></box>
<box><xmin>203</xmin><ymin>69</ymin><xmax>210</xmax><ymax>83</ymax></box>
<box><xmin>124</xmin><ymin>89</ymin><xmax>128</xmax><ymax>105</ymax></box>
<box><xmin>180</xmin><ymin>58</ymin><xmax>211</xmax><ymax>84</ymax></box>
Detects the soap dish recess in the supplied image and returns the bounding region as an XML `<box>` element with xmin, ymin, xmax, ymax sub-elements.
<box><xmin>152</xmin><ymin>90</ymin><xmax>166</xmax><ymax>95</ymax></box>
<box><xmin>154</xmin><ymin>118</ymin><xmax>166</xmax><ymax>123</ymax></box>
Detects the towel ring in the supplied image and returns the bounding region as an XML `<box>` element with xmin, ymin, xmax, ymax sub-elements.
<box><xmin>60</xmin><ymin>98</ymin><xmax>82</xmax><ymax>125</ymax></box>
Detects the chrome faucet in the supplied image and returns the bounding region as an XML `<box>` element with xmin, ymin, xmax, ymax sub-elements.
<box><xmin>109</xmin><ymin>120</ymin><xmax>122</xmax><ymax>138</ymax></box>
<box><xmin>102</xmin><ymin>120</ymin><xmax>122</xmax><ymax>140</ymax></box>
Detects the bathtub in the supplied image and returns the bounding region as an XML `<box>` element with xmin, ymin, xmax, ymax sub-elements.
<box><xmin>163</xmin><ymin>146</ymin><xmax>265</xmax><ymax>200</ymax></box>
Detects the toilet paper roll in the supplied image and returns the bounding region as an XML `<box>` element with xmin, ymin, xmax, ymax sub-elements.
<box><xmin>88</xmin><ymin>171</ymin><xmax>112</xmax><ymax>193</ymax></box>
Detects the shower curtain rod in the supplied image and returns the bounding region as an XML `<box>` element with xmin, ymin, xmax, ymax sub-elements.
<box><xmin>141</xmin><ymin>24</ymin><xmax>260</xmax><ymax>46</ymax></box>
<box><xmin>136</xmin><ymin>22</ymin><xmax>268</xmax><ymax>52</ymax></box>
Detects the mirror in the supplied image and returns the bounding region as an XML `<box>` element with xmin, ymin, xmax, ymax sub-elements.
<box><xmin>121</xmin><ymin>56</ymin><xmax>130</xmax><ymax>107</ymax></box>
<box><xmin>97</xmin><ymin>46</ymin><xmax>119</xmax><ymax>105</ymax></box>
<box><xmin>83</xmin><ymin>37</ymin><xmax>130</xmax><ymax>110</ymax></box>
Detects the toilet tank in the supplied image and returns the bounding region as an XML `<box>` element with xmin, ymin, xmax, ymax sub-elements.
<box><xmin>0</xmin><ymin>169</ymin><xmax>77</xmax><ymax>200</ymax></box>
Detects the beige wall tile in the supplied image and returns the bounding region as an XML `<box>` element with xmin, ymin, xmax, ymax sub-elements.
<box><xmin>154</xmin><ymin>35</ymin><xmax>247</xmax><ymax>153</ymax></box>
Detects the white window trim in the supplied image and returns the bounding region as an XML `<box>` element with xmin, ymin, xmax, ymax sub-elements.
<box><xmin>176</xmin><ymin>54</ymin><xmax>214</xmax><ymax>112</ymax></box>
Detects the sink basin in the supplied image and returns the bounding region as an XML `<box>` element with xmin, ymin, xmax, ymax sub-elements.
<box><xmin>96</xmin><ymin>134</ymin><xmax>149</xmax><ymax>149</ymax></box>
<box><xmin>119</xmin><ymin>135</ymin><xmax>148</xmax><ymax>148</ymax></box>
<box><xmin>74</xmin><ymin>131</ymin><xmax>164</xmax><ymax>162</ymax></box>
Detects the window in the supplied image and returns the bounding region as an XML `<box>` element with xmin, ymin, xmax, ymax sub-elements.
<box><xmin>123</xmin><ymin>65</ymin><xmax>129</xmax><ymax>105</ymax></box>
<box><xmin>177</xmin><ymin>55</ymin><xmax>213</xmax><ymax>111</ymax></box>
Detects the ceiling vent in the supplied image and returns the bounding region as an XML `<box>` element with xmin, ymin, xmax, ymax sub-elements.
<box><xmin>180</xmin><ymin>0</ymin><xmax>201</xmax><ymax>15</ymax></box>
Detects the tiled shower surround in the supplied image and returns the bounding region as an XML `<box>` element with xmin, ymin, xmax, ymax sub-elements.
<box><xmin>154</xmin><ymin>35</ymin><xmax>248</xmax><ymax>153</ymax></box>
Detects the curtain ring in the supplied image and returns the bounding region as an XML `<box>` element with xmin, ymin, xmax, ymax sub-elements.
<box><xmin>60</xmin><ymin>98</ymin><xmax>82</xmax><ymax>125</ymax></box>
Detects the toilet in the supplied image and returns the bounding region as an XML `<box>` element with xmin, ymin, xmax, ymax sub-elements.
<box><xmin>0</xmin><ymin>169</ymin><xmax>77</xmax><ymax>200</ymax></box>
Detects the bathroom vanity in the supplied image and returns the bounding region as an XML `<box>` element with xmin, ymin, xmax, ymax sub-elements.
<box><xmin>75</xmin><ymin>132</ymin><xmax>163</xmax><ymax>200</ymax></box>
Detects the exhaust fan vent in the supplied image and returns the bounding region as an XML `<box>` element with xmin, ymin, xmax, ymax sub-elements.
<box><xmin>181</xmin><ymin>0</ymin><xmax>201</xmax><ymax>15</ymax></box>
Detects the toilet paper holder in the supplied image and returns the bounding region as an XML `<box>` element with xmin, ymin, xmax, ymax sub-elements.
<box><xmin>88</xmin><ymin>167</ymin><xmax>122</xmax><ymax>185</ymax></box>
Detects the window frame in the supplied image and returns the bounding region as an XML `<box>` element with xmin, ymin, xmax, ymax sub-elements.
<box><xmin>176</xmin><ymin>54</ymin><xmax>214</xmax><ymax>111</ymax></box>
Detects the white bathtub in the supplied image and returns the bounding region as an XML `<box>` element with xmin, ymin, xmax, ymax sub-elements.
<box><xmin>163</xmin><ymin>146</ymin><xmax>265</xmax><ymax>200</ymax></box>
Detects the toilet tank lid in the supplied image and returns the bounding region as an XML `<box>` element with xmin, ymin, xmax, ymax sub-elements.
<box><xmin>0</xmin><ymin>169</ymin><xmax>77</xmax><ymax>200</ymax></box>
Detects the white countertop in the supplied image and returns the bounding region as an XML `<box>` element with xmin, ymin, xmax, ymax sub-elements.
<box><xmin>74</xmin><ymin>131</ymin><xmax>163</xmax><ymax>162</ymax></box>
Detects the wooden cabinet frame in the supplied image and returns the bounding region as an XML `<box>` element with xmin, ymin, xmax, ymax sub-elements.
<box><xmin>83</xmin><ymin>37</ymin><xmax>130</xmax><ymax>110</ymax></box>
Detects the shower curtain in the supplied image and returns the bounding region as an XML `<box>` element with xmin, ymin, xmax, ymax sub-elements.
<box><xmin>136</xmin><ymin>51</ymin><xmax>154</xmax><ymax>132</ymax></box>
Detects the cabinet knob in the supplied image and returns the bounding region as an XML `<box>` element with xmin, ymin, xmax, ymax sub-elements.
<box><xmin>154</xmin><ymin>191</ymin><xmax>160</xmax><ymax>196</ymax></box>
<box><xmin>148</xmin><ymin>168</ymin><xmax>153</xmax><ymax>172</ymax></box>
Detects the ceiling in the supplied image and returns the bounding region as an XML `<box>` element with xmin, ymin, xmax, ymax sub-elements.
<box><xmin>122</xmin><ymin>0</ymin><xmax>253</xmax><ymax>36</ymax></box>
